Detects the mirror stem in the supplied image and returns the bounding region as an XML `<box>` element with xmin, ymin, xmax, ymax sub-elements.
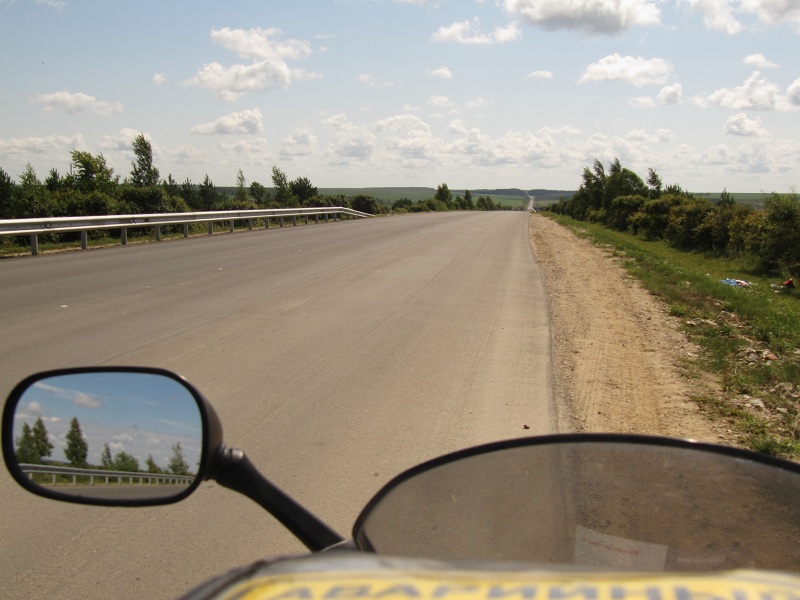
<box><xmin>209</xmin><ymin>447</ymin><xmax>344</xmax><ymax>551</ymax></box>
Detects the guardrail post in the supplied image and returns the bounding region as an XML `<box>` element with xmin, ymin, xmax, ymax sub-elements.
<box><xmin>325</xmin><ymin>214</ymin><xmax>329</xmax><ymax>223</ymax></box>
<box><xmin>280</xmin><ymin>217</ymin><xmax>284</xmax><ymax>227</ymax></box>
<box><xmin>292</xmin><ymin>216</ymin><xmax>297</xmax><ymax>226</ymax></box>
<box><xmin>30</xmin><ymin>234</ymin><xmax>39</xmax><ymax>256</ymax></box>
<box><xmin>248</xmin><ymin>218</ymin><xmax>253</xmax><ymax>231</ymax></box>
<box><xmin>264</xmin><ymin>217</ymin><xmax>269</xmax><ymax>229</ymax></box>
<box><xmin>154</xmin><ymin>226</ymin><xmax>161</xmax><ymax>241</ymax></box>
<box><xmin>183</xmin><ymin>223</ymin><xmax>189</xmax><ymax>238</ymax></box>
<box><xmin>315</xmin><ymin>214</ymin><xmax>319</xmax><ymax>224</ymax></box>
<box><xmin>81</xmin><ymin>231</ymin><xmax>88</xmax><ymax>250</ymax></box>
<box><xmin>121</xmin><ymin>227</ymin><xmax>128</xmax><ymax>245</ymax></box>
<box><xmin>229</xmin><ymin>221</ymin><xmax>234</xmax><ymax>233</ymax></box>
<box><xmin>305</xmin><ymin>215</ymin><xmax>309</xmax><ymax>225</ymax></box>
<box><xmin>208</xmin><ymin>223</ymin><xmax>214</xmax><ymax>236</ymax></box>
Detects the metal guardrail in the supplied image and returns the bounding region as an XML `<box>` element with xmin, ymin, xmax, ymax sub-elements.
<box><xmin>20</xmin><ymin>463</ymin><xmax>194</xmax><ymax>485</ymax></box>
<box><xmin>0</xmin><ymin>207</ymin><xmax>373</xmax><ymax>255</ymax></box>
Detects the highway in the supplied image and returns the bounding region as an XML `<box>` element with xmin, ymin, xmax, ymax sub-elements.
<box><xmin>0</xmin><ymin>211</ymin><xmax>560</xmax><ymax>599</ymax></box>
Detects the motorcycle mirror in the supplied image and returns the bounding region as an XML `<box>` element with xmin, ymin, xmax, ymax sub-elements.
<box><xmin>2</xmin><ymin>367</ymin><xmax>222</xmax><ymax>506</ymax></box>
<box><xmin>354</xmin><ymin>434</ymin><xmax>800</xmax><ymax>572</ymax></box>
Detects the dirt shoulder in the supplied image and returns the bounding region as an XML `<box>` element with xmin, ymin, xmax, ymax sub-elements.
<box><xmin>529</xmin><ymin>214</ymin><xmax>729</xmax><ymax>444</ymax></box>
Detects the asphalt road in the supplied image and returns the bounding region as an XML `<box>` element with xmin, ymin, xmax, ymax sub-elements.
<box><xmin>0</xmin><ymin>211</ymin><xmax>559</xmax><ymax>599</ymax></box>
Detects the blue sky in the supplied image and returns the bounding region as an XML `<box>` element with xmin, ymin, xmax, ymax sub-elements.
<box><xmin>1</xmin><ymin>1</ymin><xmax>798</xmax><ymax>194</ymax></box>
<box><xmin>14</xmin><ymin>372</ymin><xmax>203</xmax><ymax>469</ymax></box>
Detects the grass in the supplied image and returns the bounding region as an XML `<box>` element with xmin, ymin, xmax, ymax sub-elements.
<box><xmin>545</xmin><ymin>213</ymin><xmax>800</xmax><ymax>458</ymax></box>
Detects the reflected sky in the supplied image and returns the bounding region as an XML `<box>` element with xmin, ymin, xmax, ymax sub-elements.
<box><xmin>13</xmin><ymin>372</ymin><xmax>202</xmax><ymax>471</ymax></box>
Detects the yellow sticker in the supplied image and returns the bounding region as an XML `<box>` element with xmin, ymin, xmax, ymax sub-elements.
<box><xmin>213</xmin><ymin>570</ymin><xmax>800</xmax><ymax>600</ymax></box>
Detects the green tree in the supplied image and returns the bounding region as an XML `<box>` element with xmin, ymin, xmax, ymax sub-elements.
<box><xmin>70</xmin><ymin>150</ymin><xmax>118</xmax><ymax>194</ymax></box>
<box><xmin>271</xmin><ymin>166</ymin><xmax>297</xmax><ymax>207</ymax></box>
<box><xmin>351</xmin><ymin>194</ymin><xmax>379</xmax><ymax>214</ymax></box>
<box><xmin>146</xmin><ymin>455</ymin><xmax>164</xmax><ymax>474</ymax></box>
<box><xmin>15</xmin><ymin>422</ymin><xmax>42</xmax><ymax>464</ymax></box>
<box><xmin>434</xmin><ymin>183</ymin><xmax>453</xmax><ymax>209</ymax></box>
<box><xmin>112</xmin><ymin>451</ymin><xmax>140</xmax><ymax>472</ymax></box>
<box><xmin>464</xmin><ymin>189</ymin><xmax>474</xmax><ymax>210</ymax></box>
<box><xmin>717</xmin><ymin>188</ymin><xmax>735</xmax><ymax>207</ymax></box>
<box><xmin>646</xmin><ymin>169</ymin><xmax>663</xmax><ymax>199</ymax></box>
<box><xmin>198</xmin><ymin>175</ymin><xmax>219</xmax><ymax>211</ymax></box>
<box><xmin>129</xmin><ymin>133</ymin><xmax>160</xmax><ymax>187</ymax></box>
<box><xmin>290</xmin><ymin>176</ymin><xmax>317</xmax><ymax>205</ymax></box>
<box><xmin>31</xmin><ymin>417</ymin><xmax>54</xmax><ymax>462</ymax></box>
<box><xmin>179</xmin><ymin>178</ymin><xmax>201</xmax><ymax>210</ymax></box>
<box><xmin>0</xmin><ymin>167</ymin><xmax>14</xmax><ymax>219</ymax></box>
<box><xmin>100</xmin><ymin>443</ymin><xmax>113</xmax><ymax>468</ymax></box>
<box><xmin>162</xmin><ymin>173</ymin><xmax>179</xmax><ymax>197</ymax></box>
<box><xmin>235</xmin><ymin>169</ymin><xmax>248</xmax><ymax>204</ymax></box>
<box><xmin>64</xmin><ymin>416</ymin><xmax>89</xmax><ymax>468</ymax></box>
<box><xmin>168</xmin><ymin>442</ymin><xmax>190</xmax><ymax>476</ymax></box>
<box><xmin>249</xmin><ymin>181</ymin><xmax>270</xmax><ymax>207</ymax></box>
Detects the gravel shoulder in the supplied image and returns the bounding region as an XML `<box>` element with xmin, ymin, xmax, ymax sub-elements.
<box><xmin>528</xmin><ymin>214</ymin><xmax>728</xmax><ymax>444</ymax></box>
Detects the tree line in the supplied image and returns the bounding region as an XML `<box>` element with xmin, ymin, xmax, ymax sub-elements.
<box><xmin>0</xmin><ymin>134</ymin><xmax>510</xmax><ymax>246</ymax></box>
<box><xmin>546</xmin><ymin>158</ymin><xmax>800</xmax><ymax>278</ymax></box>
<box><xmin>16</xmin><ymin>416</ymin><xmax>192</xmax><ymax>476</ymax></box>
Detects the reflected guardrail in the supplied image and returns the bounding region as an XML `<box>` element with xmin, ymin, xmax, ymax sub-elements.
<box><xmin>0</xmin><ymin>206</ymin><xmax>373</xmax><ymax>255</ymax></box>
<box><xmin>19</xmin><ymin>463</ymin><xmax>194</xmax><ymax>486</ymax></box>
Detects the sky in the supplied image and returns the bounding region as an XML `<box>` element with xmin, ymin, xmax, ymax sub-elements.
<box><xmin>13</xmin><ymin>372</ymin><xmax>203</xmax><ymax>469</ymax></box>
<box><xmin>1</xmin><ymin>1</ymin><xmax>798</xmax><ymax>195</ymax></box>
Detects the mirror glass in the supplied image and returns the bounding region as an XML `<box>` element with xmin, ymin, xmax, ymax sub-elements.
<box><xmin>354</xmin><ymin>439</ymin><xmax>800</xmax><ymax>572</ymax></box>
<box><xmin>8</xmin><ymin>371</ymin><xmax>203</xmax><ymax>502</ymax></box>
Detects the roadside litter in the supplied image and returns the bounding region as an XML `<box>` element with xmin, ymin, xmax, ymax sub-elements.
<box><xmin>721</xmin><ymin>278</ymin><xmax>753</xmax><ymax>288</ymax></box>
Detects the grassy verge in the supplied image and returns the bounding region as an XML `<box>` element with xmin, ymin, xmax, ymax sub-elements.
<box><xmin>546</xmin><ymin>213</ymin><xmax>800</xmax><ymax>458</ymax></box>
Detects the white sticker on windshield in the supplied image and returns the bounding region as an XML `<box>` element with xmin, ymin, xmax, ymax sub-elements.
<box><xmin>574</xmin><ymin>525</ymin><xmax>668</xmax><ymax>570</ymax></box>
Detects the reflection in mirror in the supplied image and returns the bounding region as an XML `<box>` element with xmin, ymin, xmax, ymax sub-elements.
<box><xmin>10</xmin><ymin>371</ymin><xmax>203</xmax><ymax>502</ymax></box>
<box><xmin>355</xmin><ymin>439</ymin><xmax>800</xmax><ymax>572</ymax></box>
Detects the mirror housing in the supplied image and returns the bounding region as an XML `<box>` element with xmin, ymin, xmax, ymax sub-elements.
<box><xmin>2</xmin><ymin>367</ymin><xmax>224</xmax><ymax>506</ymax></box>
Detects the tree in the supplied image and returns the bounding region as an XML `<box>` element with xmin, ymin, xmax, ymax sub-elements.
<box><xmin>16</xmin><ymin>423</ymin><xmax>42</xmax><ymax>464</ymax></box>
<box><xmin>434</xmin><ymin>183</ymin><xmax>453</xmax><ymax>209</ymax></box>
<box><xmin>249</xmin><ymin>181</ymin><xmax>270</xmax><ymax>207</ymax></box>
<box><xmin>290</xmin><ymin>176</ymin><xmax>317</xmax><ymax>205</ymax></box>
<box><xmin>168</xmin><ymin>442</ymin><xmax>190</xmax><ymax>476</ymax></box>
<box><xmin>112</xmin><ymin>451</ymin><xmax>140</xmax><ymax>472</ymax></box>
<box><xmin>64</xmin><ymin>417</ymin><xmax>88</xmax><ymax>468</ymax></box>
<box><xmin>351</xmin><ymin>194</ymin><xmax>379</xmax><ymax>214</ymax></box>
<box><xmin>101</xmin><ymin>443</ymin><xmax>113</xmax><ymax>468</ymax></box>
<box><xmin>271</xmin><ymin>166</ymin><xmax>297</xmax><ymax>207</ymax></box>
<box><xmin>717</xmin><ymin>188</ymin><xmax>735</xmax><ymax>207</ymax></box>
<box><xmin>0</xmin><ymin>167</ymin><xmax>14</xmax><ymax>219</ymax></box>
<box><xmin>146</xmin><ymin>455</ymin><xmax>164</xmax><ymax>474</ymax></box>
<box><xmin>70</xmin><ymin>150</ymin><xmax>117</xmax><ymax>194</ymax></box>
<box><xmin>647</xmin><ymin>169</ymin><xmax>663</xmax><ymax>199</ymax></box>
<box><xmin>464</xmin><ymin>189</ymin><xmax>474</xmax><ymax>210</ymax></box>
<box><xmin>32</xmin><ymin>417</ymin><xmax>54</xmax><ymax>461</ymax></box>
<box><xmin>235</xmin><ymin>169</ymin><xmax>248</xmax><ymax>204</ymax></box>
<box><xmin>162</xmin><ymin>173</ymin><xmax>179</xmax><ymax>197</ymax></box>
<box><xmin>129</xmin><ymin>133</ymin><xmax>160</xmax><ymax>187</ymax></box>
<box><xmin>198</xmin><ymin>175</ymin><xmax>219</xmax><ymax>211</ymax></box>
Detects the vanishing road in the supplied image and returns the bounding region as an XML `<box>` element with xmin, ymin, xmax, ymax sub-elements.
<box><xmin>0</xmin><ymin>211</ymin><xmax>558</xmax><ymax>599</ymax></box>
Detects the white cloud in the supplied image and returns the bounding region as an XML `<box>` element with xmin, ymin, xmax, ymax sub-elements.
<box><xmin>356</xmin><ymin>74</ymin><xmax>395</xmax><ymax>88</ymax></box>
<box><xmin>503</xmin><ymin>0</ymin><xmax>661</xmax><ymax>35</ymax></box>
<box><xmin>190</xmin><ymin>109</ymin><xmax>265</xmax><ymax>135</ymax></box>
<box><xmin>431</xmin><ymin>18</ymin><xmax>521</xmax><ymax>44</ymax></box>
<box><xmin>31</xmin><ymin>91</ymin><xmax>123</xmax><ymax>116</ymax></box>
<box><xmin>466</xmin><ymin>97</ymin><xmax>494</xmax><ymax>108</ymax></box>
<box><xmin>788</xmin><ymin>77</ymin><xmax>800</xmax><ymax>106</ymax></box>
<box><xmin>725</xmin><ymin>113</ymin><xmax>767</xmax><ymax>136</ymax></box>
<box><xmin>686</xmin><ymin>0</ymin><xmax>800</xmax><ymax>34</ymax></box>
<box><xmin>657</xmin><ymin>83</ymin><xmax>683</xmax><ymax>105</ymax></box>
<box><xmin>744</xmin><ymin>53</ymin><xmax>778</xmax><ymax>69</ymax></box>
<box><xmin>281</xmin><ymin>127</ymin><xmax>319</xmax><ymax>158</ymax></box>
<box><xmin>152</xmin><ymin>73</ymin><xmax>167</xmax><ymax>85</ymax></box>
<box><xmin>630</xmin><ymin>96</ymin><xmax>658</xmax><ymax>108</ymax></box>
<box><xmin>685</xmin><ymin>0</ymin><xmax>743</xmax><ymax>34</ymax></box>
<box><xmin>0</xmin><ymin>134</ymin><xmax>85</xmax><ymax>156</ymax></box>
<box><xmin>428</xmin><ymin>95</ymin><xmax>455</xmax><ymax>107</ymax></box>
<box><xmin>184</xmin><ymin>28</ymin><xmax>319</xmax><ymax>101</ymax></box>
<box><xmin>527</xmin><ymin>70</ymin><xmax>553</xmax><ymax>79</ymax></box>
<box><xmin>694</xmin><ymin>71</ymin><xmax>789</xmax><ymax>110</ymax></box>
<box><xmin>448</xmin><ymin>119</ymin><xmax>468</xmax><ymax>134</ymax></box>
<box><xmin>209</xmin><ymin>27</ymin><xmax>312</xmax><ymax>61</ymax></box>
<box><xmin>579</xmin><ymin>54</ymin><xmax>673</xmax><ymax>87</ymax></box>
<box><xmin>375</xmin><ymin>114</ymin><xmax>432</xmax><ymax>134</ymax></box>
<box><xmin>427</xmin><ymin>66</ymin><xmax>453</xmax><ymax>79</ymax></box>
<box><xmin>323</xmin><ymin>114</ymin><xmax>375</xmax><ymax>162</ymax></box>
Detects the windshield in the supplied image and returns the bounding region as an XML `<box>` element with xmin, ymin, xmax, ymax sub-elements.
<box><xmin>354</xmin><ymin>438</ymin><xmax>800</xmax><ymax>571</ymax></box>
